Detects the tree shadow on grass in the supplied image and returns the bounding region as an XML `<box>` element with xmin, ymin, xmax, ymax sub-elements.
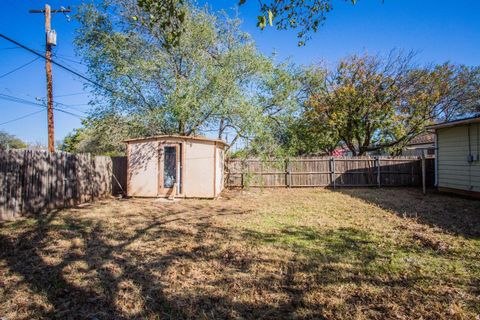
<box><xmin>1</xmin><ymin>197</ymin><xmax>478</xmax><ymax>319</ymax></box>
<box><xmin>0</xmin><ymin>210</ymin><xmax>108</xmax><ymax>318</ymax></box>
<box><xmin>240</xmin><ymin>225</ymin><xmax>459</xmax><ymax>319</ymax></box>
<box><xmin>244</xmin><ymin>226</ymin><xmax>389</xmax><ymax>281</ymax></box>
<box><xmin>334</xmin><ymin>188</ymin><xmax>480</xmax><ymax>239</ymax></box>
<box><xmin>0</xmin><ymin>204</ymin><xmax>248</xmax><ymax>319</ymax></box>
<box><xmin>2</xmin><ymin>201</ymin><xmax>317</xmax><ymax>319</ymax></box>
<box><xmin>257</xmin><ymin>222</ymin><xmax>480</xmax><ymax>314</ymax></box>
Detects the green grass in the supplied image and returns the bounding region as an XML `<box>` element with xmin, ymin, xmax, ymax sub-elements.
<box><xmin>224</xmin><ymin>188</ymin><xmax>480</xmax><ymax>319</ymax></box>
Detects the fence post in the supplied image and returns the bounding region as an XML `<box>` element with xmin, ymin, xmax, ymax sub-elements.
<box><xmin>376</xmin><ymin>157</ymin><xmax>381</xmax><ymax>188</ymax></box>
<box><xmin>330</xmin><ymin>157</ymin><xmax>336</xmax><ymax>189</ymax></box>
<box><xmin>421</xmin><ymin>151</ymin><xmax>426</xmax><ymax>195</ymax></box>
<box><xmin>285</xmin><ymin>158</ymin><xmax>288</xmax><ymax>187</ymax></box>
<box><xmin>241</xmin><ymin>159</ymin><xmax>245</xmax><ymax>189</ymax></box>
<box><xmin>47</xmin><ymin>151</ymin><xmax>53</xmax><ymax>211</ymax></box>
<box><xmin>285</xmin><ymin>158</ymin><xmax>291</xmax><ymax>188</ymax></box>
<box><xmin>329</xmin><ymin>158</ymin><xmax>332</xmax><ymax>186</ymax></box>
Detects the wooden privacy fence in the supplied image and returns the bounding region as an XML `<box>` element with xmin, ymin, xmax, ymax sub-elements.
<box><xmin>226</xmin><ymin>157</ymin><xmax>435</xmax><ymax>188</ymax></box>
<box><xmin>0</xmin><ymin>150</ymin><xmax>112</xmax><ymax>220</ymax></box>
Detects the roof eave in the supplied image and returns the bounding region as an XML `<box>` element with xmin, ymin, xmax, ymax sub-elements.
<box><xmin>426</xmin><ymin>116</ymin><xmax>480</xmax><ymax>131</ymax></box>
<box><xmin>123</xmin><ymin>135</ymin><xmax>229</xmax><ymax>147</ymax></box>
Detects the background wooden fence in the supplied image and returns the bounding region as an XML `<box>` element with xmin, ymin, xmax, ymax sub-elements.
<box><xmin>1</xmin><ymin>153</ymin><xmax>434</xmax><ymax>219</ymax></box>
<box><xmin>226</xmin><ymin>157</ymin><xmax>435</xmax><ymax>188</ymax></box>
<box><xmin>0</xmin><ymin>150</ymin><xmax>112</xmax><ymax>220</ymax></box>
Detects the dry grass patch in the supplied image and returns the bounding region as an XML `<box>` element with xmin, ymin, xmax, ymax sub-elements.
<box><xmin>1</xmin><ymin>188</ymin><xmax>479</xmax><ymax>319</ymax></box>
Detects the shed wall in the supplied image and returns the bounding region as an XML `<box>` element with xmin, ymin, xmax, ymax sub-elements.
<box><xmin>183</xmin><ymin>141</ymin><xmax>215</xmax><ymax>198</ymax></box>
<box><xmin>215</xmin><ymin>146</ymin><xmax>225</xmax><ymax>196</ymax></box>
<box><xmin>128</xmin><ymin>141</ymin><xmax>159</xmax><ymax>197</ymax></box>
<box><xmin>437</xmin><ymin>124</ymin><xmax>480</xmax><ymax>193</ymax></box>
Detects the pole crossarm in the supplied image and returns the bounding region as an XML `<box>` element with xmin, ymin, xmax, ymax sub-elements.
<box><xmin>29</xmin><ymin>8</ymin><xmax>71</xmax><ymax>13</ymax></box>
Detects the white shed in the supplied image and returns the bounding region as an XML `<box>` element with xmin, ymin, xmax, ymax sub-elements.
<box><xmin>125</xmin><ymin>135</ymin><xmax>227</xmax><ymax>198</ymax></box>
<box><xmin>428</xmin><ymin>116</ymin><xmax>480</xmax><ymax>198</ymax></box>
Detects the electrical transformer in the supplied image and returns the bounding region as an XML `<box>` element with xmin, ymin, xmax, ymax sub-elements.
<box><xmin>47</xmin><ymin>30</ymin><xmax>57</xmax><ymax>46</ymax></box>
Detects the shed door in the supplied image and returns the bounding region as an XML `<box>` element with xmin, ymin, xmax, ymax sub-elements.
<box><xmin>164</xmin><ymin>146</ymin><xmax>176</xmax><ymax>188</ymax></box>
<box><xmin>158</xmin><ymin>143</ymin><xmax>181</xmax><ymax>196</ymax></box>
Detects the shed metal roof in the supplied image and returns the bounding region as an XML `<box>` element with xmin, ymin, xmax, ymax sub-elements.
<box><xmin>123</xmin><ymin>134</ymin><xmax>229</xmax><ymax>147</ymax></box>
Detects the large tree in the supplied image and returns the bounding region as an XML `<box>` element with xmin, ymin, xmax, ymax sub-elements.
<box><xmin>303</xmin><ymin>52</ymin><xmax>480</xmax><ymax>156</ymax></box>
<box><xmin>71</xmin><ymin>0</ymin><xmax>300</xmax><ymax>155</ymax></box>
<box><xmin>0</xmin><ymin>131</ymin><xmax>26</xmax><ymax>150</ymax></box>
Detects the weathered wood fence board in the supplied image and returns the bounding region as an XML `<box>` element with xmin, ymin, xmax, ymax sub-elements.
<box><xmin>226</xmin><ymin>157</ymin><xmax>435</xmax><ymax>188</ymax></box>
<box><xmin>111</xmin><ymin>156</ymin><xmax>127</xmax><ymax>195</ymax></box>
<box><xmin>0</xmin><ymin>150</ymin><xmax>112</xmax><ymax>220</ymax></box>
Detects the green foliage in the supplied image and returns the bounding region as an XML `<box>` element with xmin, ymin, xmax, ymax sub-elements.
<box><xmin>60</xmin><ymin>115</ymin><xmax>132</xmax><ymax>156</ymax></box>
<box><xmin>69</xmin><ymin>1</ymin><xmax>480</xmax><ymax>157</ymax></box>
<box><xmin>0</xmin><ymin>131</ymin><xmax>26</xmax><ymax>150</ymax></box>
<box><xmin>136</xmin><ymin>0</ymin><xmax>186</xmax><ymax>48</ymax></box>
<box><xmin>72</xmin><ymin>0</ymin><xmax>301</xmax><ymax>156</ymax></box>
<box><xmin>304</xmin><ymin>52</ymin><xmax>480</xmax><ymax>155</ymax></box>
<box><xmin>276</xmin><ymin>117</ymin><xmax>340</xmax><ymax>156</ymax></box>
<box><xmin>269</xmin><ymin>67</ymin><xmax>337</xmax><ymax>156</ymax></box>
<box><xmin>60</xmin><ymin>128</ymin><xmax>83</xmax><ymax>153</ymax></box>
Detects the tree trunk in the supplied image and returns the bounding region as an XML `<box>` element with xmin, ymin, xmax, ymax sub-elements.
<box><xmin>178</xmin><ymin>121</ymin><xmax>185</xmax><ymax>135</ymax></box>
<box><xmin>218</xmin><ymin>118</ymin><xmax>225</xmax><ymax>140</ymax></box>
<box><xmin>345</xmin><ymin>141</ymin><xmax>358</xmax><ymax>156</ymax></box>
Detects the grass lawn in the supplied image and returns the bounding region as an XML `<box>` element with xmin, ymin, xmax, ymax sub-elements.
<box><xmin>1</xmin><ymin>188</ymin><xmax>479</xmax><ymax>319</ymax></box>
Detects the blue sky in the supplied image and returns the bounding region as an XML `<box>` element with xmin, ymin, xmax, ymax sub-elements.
<box><xmin>0</xmin><ymin>0</ymin><xmax>479</xmax><ymax>145</ymax></box>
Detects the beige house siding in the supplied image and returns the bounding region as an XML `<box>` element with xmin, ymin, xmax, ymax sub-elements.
<box><xmin>437</xmin><ymin>125</ymin><xmax>480</xmax><ymax>192</ymax></box>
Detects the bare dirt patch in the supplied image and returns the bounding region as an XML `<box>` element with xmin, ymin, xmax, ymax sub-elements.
<box><xmin>1</xmin><ymin>188</ymin><xmax>479</xmax><ymax>319</ymax></box>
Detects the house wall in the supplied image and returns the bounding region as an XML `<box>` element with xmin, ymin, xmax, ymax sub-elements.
<box><xmin>127</xmin><ymin>140</ymin><xmax>159</xmax><ymax>197</ymax></box>
<box><xmin>437</xmin><ymin>124</ymin><xmax>480</xmax><ymax>194</ymax></box>
<box><xmin>215</xmin><ymin>145</ymin><xmax>225</xmax><ymax>196</ymax></box>
<box><xmin>183</xmin><ymin>140</ymin><xmax>215</xmax><ymax>198</ymax></box>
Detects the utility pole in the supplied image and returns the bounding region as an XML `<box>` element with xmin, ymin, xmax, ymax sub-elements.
<box><xmin>29</xmin><ymin>4</ymin><xmax>71</xmax><ymax>152</ymax></box>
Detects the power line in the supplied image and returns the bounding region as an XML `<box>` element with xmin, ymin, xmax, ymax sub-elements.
<box><xmin>0</xmin><ymin>33</ymin><xmax>116</xmax><ymax>96</ymax></box>
<box><xmin>0</xmin><ymin>89</ymin><xmax>89</xmax><ymax>110</ymax></box>
<box><xmin>0</xmin><ymin>93</ymin><xmax>44</xmax><ymax>107</ymax></box>
<box><xmin>54</xmin><ymin>101</ymin><xmax>88</xmax><ymax>115</ymax></box>
<box><xmin>55</xmin><ymin>91</ymin><xmax>88</xmax><ymax>97</ymax></box>
<box><xmin>0</xmin><ymin>93</ymin><xmax>85</xmax><ymax>119</ymax></box>
<box><xmin>53</xmin><ymin>53</ymin><xmax>86</xmax><ymax>75</ymax></box>
<box><xmin>32</xmin><ymin>95</ymin><xmax>89</xmax><ymax>114</ymax></box>
<box><xmin>53</xmin><ymin>53</ymin><xmax>86</xmax><ymax>66</ymax></box>
<box><xmin>53</xmin><ymin>107</ymin><xmax>84</xmax><ymax>119</ymax></box>
<box><xmin>64</xmin><ymin>103</ymin><xmax>90</xmax><ymax>107</ymax></box>
<box><xmin>0</xmin><ymin>109</ymin><xmax>45</xmax><ymax>126</ymax></box>
<box><xmin>0</xmin><ymin>34</ymin><xmax>149</xmax><ymax>125</ymax></box>
<box><xmin>1</xmin><ymin>86</ymin><xmax>38</xmax><ymax>101</ymax></box>
<box><xmin>0</xmin><ymin>33</ymin><xmax>147</xmax><ymax>113</ymax></box>
<box><xmin>0</xmin><ymin>57</ymin><xmax>41</xmax><ymax>79</ymax></box>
